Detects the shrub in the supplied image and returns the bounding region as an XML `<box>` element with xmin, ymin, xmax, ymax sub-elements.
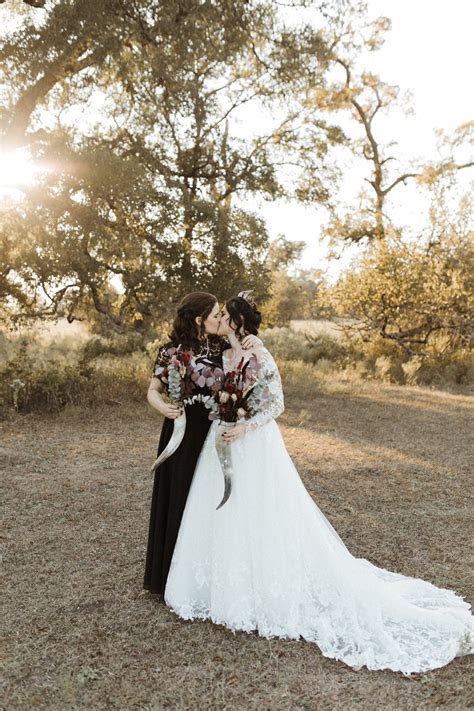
<box><xmin>0</xmin><ymin>336</ymin><xmax>152</xmax><ymax>417</ymax></box>
<box><xmin>404</xmin><ymin>350</ymin><xmax>474</xmax><ymax>387</ymax></box>
<box><xmin>401</xmin><ymin>357</ymin><xmax>423</xmax><ymax>385</ymax></box>
<box><xmin>304</xmin><ymin>333</ymin><xmax>348</xmax><ymax>363</ymax></box>
<box><xmin>1</xmin><ymin>324</ymin><xmax>471</xmax><ymax>418</ymax></box>
<box><xmin>80</xmin><ymin>332</ymin><xmax>147</xmax><ymax>363</ymax></box>
<box><xmin>261</xmin><ymin>327</ymin><xmax>347</xmax><ymax>365</ymax></box>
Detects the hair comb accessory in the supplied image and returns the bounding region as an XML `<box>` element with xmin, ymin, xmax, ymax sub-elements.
<box><xmin>238</xmin><ymin>290</ymin><xmax>258</xmax><ymax>311</ymax></box>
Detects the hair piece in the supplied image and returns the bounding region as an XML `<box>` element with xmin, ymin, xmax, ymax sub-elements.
<box><xmin>237</xmin><ymin>290</ymin><xmax>258</xmax><ymax>311</ymax></box>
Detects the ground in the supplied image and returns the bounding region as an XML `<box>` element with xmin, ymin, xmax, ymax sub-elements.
<box><xmin>2</xmin><ymin>377</ymin><xmax>473</xmax><ymax>710</ymax></box>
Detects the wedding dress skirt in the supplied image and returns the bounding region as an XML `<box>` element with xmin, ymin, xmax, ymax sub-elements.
<box><xmin>164</xmin><ymin>419</ymin><xmax>474</xmax><ymax>676</ymax></box>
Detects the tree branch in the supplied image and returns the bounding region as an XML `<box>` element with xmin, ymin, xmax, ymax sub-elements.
<box><xmin>1</xmin><ymin>33</ymin><xmax>97</xmax><ymax>147</ymax></box>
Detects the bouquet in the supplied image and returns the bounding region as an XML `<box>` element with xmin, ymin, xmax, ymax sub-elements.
<box><xmin>206</xmin><ymin>354</ymin><xmax>261</xmax><ymax>420</ymax></box>
<box><xmin>154</xmin><ymin>346</ymin><xmax>195</xmax><ymax>401</ymax></box>
<box><xmin>206</xmin><ymin>354</ymin><xmax>261</xmax><ymax>509</ymax></box>
<box><xmin>150</xmin><ymin>346</ymin><xmax>196</xmax><ymax>476</ymax></box>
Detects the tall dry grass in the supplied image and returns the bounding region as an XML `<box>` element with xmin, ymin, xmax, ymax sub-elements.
<box><xmin>1</xmin><ymin>321</ymin><xmax>472</xmax><ymax>420</ymax></box>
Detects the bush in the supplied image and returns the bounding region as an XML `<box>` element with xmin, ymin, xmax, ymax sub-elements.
<box><xmin>277</xmin><ymin>358</ymin><xmax>323</xmax><ymax>397</ymax></box>
<box><xmin>304</xmin><ymin>332</ymin><xmax>348</xmax><ymax>362</ymax></box>
<box><xmin>261</xmin><ymin>327</ymin><xmax>347</xmax><ymax>365</ymax></box>
<box><xmin>80</xmin><ymin>332</ymin><xmax>147</xmax><ymax>362</ymax></box>
<box><xmin>403</xmin><ymin>350</ymin><xmax>474</xmax><ymax>387</ymax></box>
<box><xmin>1</xmin><ymin>324</ymin><xmax>471</xmax><ymax>418</ymax></box>
<box><xmin>0</xmin><ymin>336</ymin><xmax>152</xmax><ymax>417</ymax></box>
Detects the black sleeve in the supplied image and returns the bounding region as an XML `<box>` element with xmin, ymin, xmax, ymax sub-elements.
<box><xmin>151</xmin><ymin>342</ymin><xmax>173</xmax><ymax>382</ymax></box>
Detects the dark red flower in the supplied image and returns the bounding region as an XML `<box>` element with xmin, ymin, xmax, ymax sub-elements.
<box><xmin>181</xmin><ymin>351</ymin><xmax>192</xmax><ymax>365</ymax></box>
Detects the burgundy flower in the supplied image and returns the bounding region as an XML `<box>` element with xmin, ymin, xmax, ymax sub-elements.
<box><xmin>181</xmin><ymin>351</ymin><xmax>192</xmax><ymax>365</ymax></box>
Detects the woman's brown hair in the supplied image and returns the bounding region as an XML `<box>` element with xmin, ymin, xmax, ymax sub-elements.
<box><xmin>169</xmin><ymin>292</ymin><xmax>218</xmax><ymax>350</ymax></box>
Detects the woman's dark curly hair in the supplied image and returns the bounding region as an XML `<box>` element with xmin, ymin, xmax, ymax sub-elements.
<box><xmin>225</xmin><ymin>292</ymin><xmax>262</xmax><ymax>338</ymax></box>
<box><xmin>169</xmin><ymin>292</ymin><xmax>218</xmax><ymax>350</ymax></box>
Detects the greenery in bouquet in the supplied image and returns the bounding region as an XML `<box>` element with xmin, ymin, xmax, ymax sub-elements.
<box><xmin>154</xmin><ymin>346</ymin><xmax>196</xmax><ymax>404</ymax></box>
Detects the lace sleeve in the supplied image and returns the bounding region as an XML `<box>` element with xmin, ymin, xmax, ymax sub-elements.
<box><xmin>244</xmin><ymin>347</ymin><xmax>284</xmax><ymax>433</ymax></box>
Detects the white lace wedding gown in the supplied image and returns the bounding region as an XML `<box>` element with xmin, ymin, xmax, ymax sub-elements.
<box><xmin>164</xmin><ymin>347</ymin><xmax>474</xmax><ymax>676</ymax></box>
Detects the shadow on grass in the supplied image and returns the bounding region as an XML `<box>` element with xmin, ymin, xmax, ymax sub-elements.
<box><xmin>282</xmin><ymin>378</ymin><xmax>473</xmax><ymax>478</ymax></box>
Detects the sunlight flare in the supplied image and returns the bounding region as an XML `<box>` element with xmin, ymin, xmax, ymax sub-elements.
<box><xmin>0</xmin><ymin>149</ymin><xmax>39</xmax><ymax>192</ymax></box>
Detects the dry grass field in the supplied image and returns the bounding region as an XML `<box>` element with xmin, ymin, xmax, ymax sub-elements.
<box><xmin>2</xmin><ymin>374</ymin><xmax>473</xmax><ymax>710</ymax></box>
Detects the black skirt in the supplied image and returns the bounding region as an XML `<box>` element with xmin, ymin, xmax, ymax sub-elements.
<box><xmin>143</xmin><ymin>402</ymin><xmax>213</xmax><ymax>597</ymax></box>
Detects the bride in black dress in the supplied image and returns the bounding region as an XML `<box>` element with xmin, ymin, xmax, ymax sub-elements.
<box><xmin>143</xmin><ymin>291</ymin><xmax>260</xmax><ymax>598</ymax></box>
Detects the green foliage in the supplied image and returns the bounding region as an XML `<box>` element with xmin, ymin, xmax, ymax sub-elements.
<box><xmin>261</xmin><ymin>237</ymin><xmax>329</xmax><ymax>327</ymax></box>
<box><xmin>1</xmin><ymin>322</ymin><xmax>472</xmax><ymax>418</ymax></box>
<box><xmin>80</xmin><ymin>333</ymin><xmax>147</xmax><ymax>363</ymax></box>
<box><xmin>0</xmin><ymin>333</ymin><xmax>152</xmax><ymax>417</ymax></box>
<box><xmin>0</xmin><ymin>339</ymin><xmax>93</xmax><ymax>415</ymax></box>
<box><xmin>265</xmin><ymin>236</ymin><xmax>306</xmax><ymax>271</ymax></box>
<box><xmin>261</xmin><ymin>324</ymin><xmax>473</xmax><ymax>388</ymax></box>
<box><xmin>261</xmin><ymin>326</ymin><xmax>348</xmax><ymax>364</ymax></box>
<box><xmin>0</xmin><ymin>0</ymin><xmax>345</xmax><ymax>333</ymax></box>
<box><xmin>326</xmin><ymin>232</ymin><xmax>474</xmax><ymax>356</ymax></box>
<box><xmin>401</xmin><ymin>348</ymin><xmax>474</xmax><ymax>387</ymax></box>
<box><xmin>343</xmin><ymin>331</ymin><xmax>474</xmax><ymax>386</ymax></box>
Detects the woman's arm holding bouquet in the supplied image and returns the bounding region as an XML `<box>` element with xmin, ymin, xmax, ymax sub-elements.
<box><xmin>222</xmin><ymin>348</ymin><xmax>284</xmax><ymax>442</ymax></box>
<box><xmin>147</xmin><ymin>344</ymin><xmax>183</xmax><ymax>419</ymax></box>
<box><xmin>147</xmin><ymin>382</ymin><xmax>183</xmax><ymax>419</ymax></box>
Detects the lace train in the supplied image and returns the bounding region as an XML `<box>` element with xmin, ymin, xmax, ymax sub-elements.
<box><xmin>164</xmin><ymin>418</ymin><xmax>473</xmax><ymax>676</ymax></box>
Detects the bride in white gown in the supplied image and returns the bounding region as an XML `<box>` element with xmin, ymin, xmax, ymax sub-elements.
<box><xmin>164</xmin><ymin>293</ymin><xmax>474</xmax><ymax>676</ymax></box>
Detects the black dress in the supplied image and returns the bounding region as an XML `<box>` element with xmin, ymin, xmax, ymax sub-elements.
<box><xmin>143</xmin><ymin>335</ymin><xmax>226</xmax><ymax>597</ymax></box>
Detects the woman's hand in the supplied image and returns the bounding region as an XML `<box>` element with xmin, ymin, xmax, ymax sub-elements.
<box><xmin>241</xmin><ymin>334</ymin><xmax>263</xmax><ymax>349</ymax></box>
<box><xmin>159</xmin><ymin>402</ymin><xmax>183</xmax><ymax>419</ymax></box>
<box><xmin>147</xmin><ymin>381</ymin><xmax>183</xmax><ymax>419</ymax></box>
<box><xmin>222</xmin><ymin>422</ymin><xmax>247</xmax><ymax>443</ymax></box>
